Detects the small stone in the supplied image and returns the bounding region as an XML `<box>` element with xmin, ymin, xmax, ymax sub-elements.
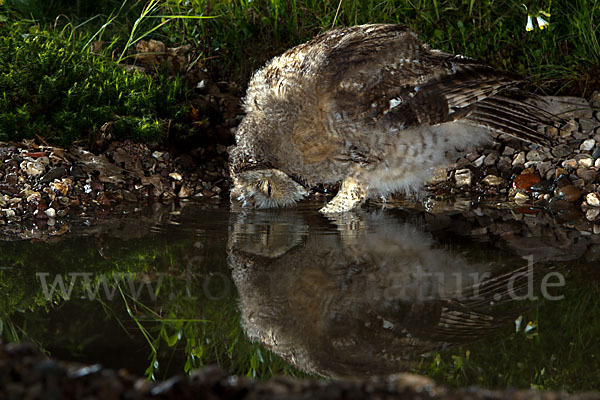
<box><xmin>581</xmin><ymin>139</ymin><xmax>596</xmax><ymax>151</ymax></box>
<box><xmin>512</xmin><ymin>174</ymin><xmax>541</xmax><ymax>191</ymax></box>
<box><xmin>590</xmin><ymin>91</ymin><xmax>600</xmax><ymax>109</ymax></box>
<box><xmin>152</xmin><ymin>151</ymin><xmax>165</xmax><ymax>160</ymax></box>
<box><xmin>1</xmin><ymin>209</ymin><xmax>16</xmax><ymax>218</ymax></box>
<box><xmin>596</xmin><ymin>158</ymin><xmax>600</xmax><ymax>168</ymax></box>
<box><xmin>20</xmin><ymin>161</ymin><xmax>45</xmax><ymax>177</ymax></box>
<box><xmin>168</xmin><ymin>172</ymin><xmax>183</xmax><ymax>181</ymax></box>
<box><xmin>178</xmin><ymin>185</ymin><xmax>191</xmax><ymax>198</ymax></box>
<box><xmin>483</xmin><ymin>152</ymin><xmax>499</xmax><ymax>167</ymax></box>
<box><xmin>594</xmin><ymin>225</ymin><xmax>600</xmax><ymax>235</ymax></box>
<box><xmin>512</xmin><ymin>152</ymin><xmax>526</xmax><ymax>166</ymax></box>
<box><xmin>526</xmin><ymin>149</ymin><xmax>546</xmax><ymax>161</ymax></box>
<box><xmin>502</xmin><ymin>146</ymin><xmax>516</xmax><ymax>156</ymax></box>
<box><xmin>556</xmin><ymin>185</ymin><xmax>583</xmax><ymax>202</ymax></box>
<box><xmin>552</xmin><ymin>144</ymin><xmax>572</xmax><ymax>158</ymax></box>
<box><xmin>514</xmin><ymin>192</ymin><xmax>529</xmax><ymax>204</ymax></box>
<box><xmin>454</xmin><ymin>169</ymin><xmax>471</xmax><ymax>187</ymax></box>
<box><xmin>586</xmin><ymin>208</ymin><xmax>600</xmax><ymax>221</ymax></box>
<box><xmin>578</xmin><ymin>157</ymin><xmax>594</xmax><ymax>168</ymax></box>
<box><xmin>44</xmin><ymin>208</ymin><xmax>56</xmax><ymax>218</ymax></box>
<box><xmin>561</xmin><ymin>119</ymin><xmax>579</xmax><ymax>136</ymax></box>
<box><xmin>586</xmin><ymin>192</ymin><xmax>600</xmax><ymax>207</ymax></box>
<box><xmin>577</xmin><ymin>168</ymin><xmax>597</xmax><ymax>183</ymax></box>
<box><xmin>481</xmin><ymin>175</ymin><xmax>503</xmax><ymax>186</ymax></box>
<box><xmin>562</xmin><ymin>159</ymin><xmax>578</xmax><ymax>169</ymax></box>
<box><xmin>40</xmin><ymin>167</ymin><xmax>67</xmax><ymax>183</ymax></box>
<box><xmin>497</xmin><ymin>157</ymin><xmax>512</xmax><ymax>172</ymax></box>
<box><xmin>593</xmin><ymin>147</ymin><xmax>600</xmax><ymax>159</ymax></box>
<box><xmin>49</xmin><ymin>181</ymin><xmax>69</xmax><ymax>196</ymax></box>
<box><xmin>536</xmin><ymin>161</ymin><xmax>552</xmax><ymax>177</ymax></box>
<box><xmin>473</xmin><ymin>155</ymin><xmax>485</xmax><ymax>168</ymax></box>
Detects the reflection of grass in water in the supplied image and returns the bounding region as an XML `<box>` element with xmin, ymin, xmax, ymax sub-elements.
<box><xmin>416</xmin><ymin>278</ymin><xmax>600</xmax><ymax>391</ymax></box>
<box><xmin>116</xmin><ymin>274</ymin><xmax>307</xmax><ymax>380</ymax></box>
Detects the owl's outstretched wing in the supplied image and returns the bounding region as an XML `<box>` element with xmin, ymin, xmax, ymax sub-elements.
<box><xmin>319</xmin><ymin>24</ymin><xmax>554</xmax><ymax>147</ymax></box>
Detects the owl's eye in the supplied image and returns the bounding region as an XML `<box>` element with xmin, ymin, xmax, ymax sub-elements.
<box><xmin>259</xmin><ymin>180</ymin><xmax>273</xmax><ymax>197</ymax></box>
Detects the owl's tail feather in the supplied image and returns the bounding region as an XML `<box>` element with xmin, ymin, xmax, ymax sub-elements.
<box><xmin>466</xmin><ymin>91</ymin><xmax>565</xmax><ymax>146</ymax></box>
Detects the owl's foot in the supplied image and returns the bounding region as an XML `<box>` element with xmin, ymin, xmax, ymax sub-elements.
<box><xmin>319</xmin><ymin>177</ymin><xmax>367</xmax><ymax>214</ymax></box>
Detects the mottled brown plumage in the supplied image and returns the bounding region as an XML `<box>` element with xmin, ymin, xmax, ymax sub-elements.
<box><xmin>230</xmin><ymin>24</ymin><xmax>557</xmax><ymax>213</ymax></box>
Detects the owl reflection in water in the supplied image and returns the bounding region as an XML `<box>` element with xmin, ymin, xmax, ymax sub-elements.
<box><xmin>228</xmin><ymin>211</ymin><xmax>538</xmax><ymax>378</ymax></box>
<box><xmin>230</xmin><ymin>24</ymin><xmax>556</xmax><ymax>213</ymax></box>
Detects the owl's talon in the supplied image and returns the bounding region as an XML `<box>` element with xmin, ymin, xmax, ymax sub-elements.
<box><xmin>319</xmin><ymin>177</ymin><xmax>366</xmax><ymax>214</ymax></box>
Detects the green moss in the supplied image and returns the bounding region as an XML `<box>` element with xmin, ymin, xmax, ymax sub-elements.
<box><xmin>0</xmin><ymin>21</ymin><xmax>192</xmax><ymax>147</ymax></box>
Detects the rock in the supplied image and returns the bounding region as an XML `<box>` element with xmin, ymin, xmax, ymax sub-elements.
<box><xmin>597</xmin><ymin>158</ymin><xmax>600</xmax><ymax>168</ymax></box>
<box><xmin>561</xmin><ymin>159</ymin><xmax>578</xmax><ymax>169</ymax></box>
<box><xmin>49</xmin><ymin>181</ymin><xmax>69</xmax><ymax>196</ymax></box>
<box><xmin>152</xmin><ymin>151</ymin><xmax>165</xmax><ymax>160</ymax></box>
<box><xmin>593</xmin><ymin>147</ymin><xmax>600</xmax><ymax>158</ymax></box>
<box><xmin>512</xmin><ymin>174</ymin><xmax>541</xmax><ymax>191</ymax></box>
<box><xmin>514</xmin><ymin>192</ymin><xmax>529</xmax><ymax>204</ymax></box>
<box><xmin>552</xmin><ymin>144</ymin><xmax>572</xmax><ymax>158</ymax></box>
<box><xmin>481</xmin><ymin>175</ymin><xmax>503</xmax><ymax>186</ymax></box>
<box><xmin>1</xmin><ymin>209</ymin><xmax>16</xmax><ymax>218</ymax></box>
<box><xmin>44</xmin><ymin>208</ymin><xmax>56</xmax><ymax>218</ymax></box>
<box><xmin>502</xmin><ymin>146</ymin><xmax>516</xmax><ymax>156</ymax></box>
<box><xmin>578</xmin><ymin>157</ymin><xmax>594</xmax><ymax>168</ymax></box>
<box><xmin>586</xmin><ymin>208</ymin><xmax>600</xmax><ymax>221</ymax></box>
<box><xmin>586</xmin><ymin>192</ymin><xmax>600</xmax><ymax>207</ymax></box>
<box><xmin>20</xmin><ymin>161</ymin><xmax>45</xmax><ymax>177</ymax></box>
<box><xmin>526</xmin><ymin>149</ymin><xmax>546</xmax><ymax>161</ymax></box>
<box><xmin>581</xmin><ymin>139</ymin><xmax>596</xmax><ymax>151</ymax></box>
<box><xmin>483</xmin><ymin>152</ymin><xmax>499</xmax><ymax>167</ymax></box>
<box><xmin>590</xmin><ymin>91</ymin><xmax>600</xmax><ymax>108</ymax></box>
<box><xmin>556</xmin><ymin>185</ymin><xmax>583</xmax><ymax>202</ymax></box>
<box><xmin>40</xmin><ymin>167</ymin><xmax>67</xmax><ymax>183</ymax></box>
<box><xmin>497</xmin><ymin>157</ymin><xmax>512</xmax><ymax>172</ymax></box>
<box><xmin>580</xmin><ymin>118</ymin><xmax>598</xmax><ymax>134</ymax></box>
<box><xmin>595</xmin><ymin>225</ymin><xmax>600</xmax><ymax>235</ymax></box>
<box><xmin>472</xmin><ymin>155</ymin><xmax>485</xmax><ymax>168</ymax></box>
<box><xmin>178</xmin><ymin>185</ymin><xmax>191</xmax><ymax>198</ymax></box>
<box><xmin>536</xmin><ymin>161</ymin><xmax>552</xmax><ymax>177</ymax></box>
<box><xmin>577</xmin><ymin>168</ymin><xmax>597</xmax><ymax>183</ymax></box>
<box><xmin>454</xmin><ymin>169</ymin><xmax>471</xmax><ymax>186</ymax></box>
<box><xmin>512</xmin><ymin>152</ymin><xmax>525</xmax><ymax>166</ymax></box>
<box><xmin>168</xmin><ymin>172</ymin><xmax>183</xmax><ymax>181</ymax></box>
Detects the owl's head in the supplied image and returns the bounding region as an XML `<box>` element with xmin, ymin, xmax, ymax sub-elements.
<box><xmin>231</xmin><ymin>168</ymin><xmax>309</xmax><ymax>208</ymax></box>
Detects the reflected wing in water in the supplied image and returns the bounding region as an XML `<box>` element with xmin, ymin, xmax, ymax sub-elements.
<box><xmin>228</xmin><ymin>210</ymin><xmax>544</xmax><ymax>378</ymax></box>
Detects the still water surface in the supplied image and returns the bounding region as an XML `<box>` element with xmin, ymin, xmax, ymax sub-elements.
<box><xmin>1</xmin><ymin>200</ymin><xmax>598</xmax><ymax>390</ymax></box>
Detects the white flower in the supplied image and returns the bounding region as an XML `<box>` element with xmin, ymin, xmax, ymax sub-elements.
<box><xmin>536</xmin><ymin>16</ymin><xmax>549</xmax><ymax>29</ymax></box>
<box><xmin>526</xmin><ymin>15</ymin><xmax>534</xmax><ymax>31</ymax></box>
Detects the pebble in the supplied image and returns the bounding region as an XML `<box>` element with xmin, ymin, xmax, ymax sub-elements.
<box><xmin>502</xmin><ymin>146</ymin><xmax>516</xmax><ymax>156</ymax></box>
<box><xmin>595</xmin><ymin>225</ymin><xmax>600</xmax><ymax>235</ymax></box>
<box><xmin>473</xmin><ymin>155</ymin><xmax>485</xmax><ymax>168</ymax></box>
<box><xmin>526</xmin><ymin>149</ymin><xmax>546</xmax><ymax>162</ymax></box>
<box><xmin>514</xmin><ymin>192</ymin><xmax>529</xmax><ymax>204</ymax></box>
<box><xmin>586</xmin><ymin>192</ymin><xmax>600</xmax><ymax>207</ymax></box>
<box><xmin>556</xmin><ymin>185</ymin><xmax>583</xmax><ymax>202</ymax></box>
<box><xmin>593</xmin><ymin>147</ymin><xmax>600</xmax><ymax>159</ymax></box>
<box><xmin>552</xmin><ymin>144</ymin><xmax>572</xmax><ymax>158</ymax></box>
<box><xmin>512</xmin><ymin>152</ymin><xmax>526</xmax><ymax>166</ymax></box>
<box><xmin>40</xmin><ymin>167</ymin><xmax>67</xmax><ymax>183</ymax></box>
<box><xmin>484</xmin><ymin>152</ymin><xmax>499</xmax><ymax>167</ymax></box>
<box><xmin>512</xmin><ymin>174</ymin><xmax>541</xmax><ymax>191</ymax></box>
<box><xmin>20</xmin><ymin>161</ymin><xmax>45</xmax><ymax>177</ymax></box>
<box><xmin>578</xmin><ymin>157</ymin><xmax>594</xmax><ymax>168</ymax></box>
<box><xmin>581</xmin><ymin>139</ymin><xmax>596</xmax><ymax>151</ymax></box>
<box><xmin>168</xmin><ymin>172</ymin><xmax>183</xmax><ymax>181</ymax></box>
<box><xmin>596</xmin><ymin>158</ymin><xmax>600</xmax><ymax>168</ymax></box>
<box><xmin>454</xmin><ymin>169</ymin><xmax>471</xmax><ymax>187</ymax></box>
<box><xmin>44</xmin><ymin>208</ymin><xmax>56</xmax><ymax>218</ymax></box>
<box><xmin>577</xmin><ymin>168</ymin><xmax>597</xmax><ymax>183</ymax></box>
<box><xmin>481</xmin><ymin>175</ymin><xmax>503</xmax><ymax>186</ymax></box>
<box><xmin>561</xmin><ymin>159</ymin><xmax>578</xmax><ymax>169</ymax></box>
<box><xmin>586</xmin><ymin>208</ymin><xmax>600</xmax><ymax>221</ymax></box>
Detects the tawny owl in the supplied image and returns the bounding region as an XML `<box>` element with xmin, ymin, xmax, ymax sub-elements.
<box><xmin>230</xmin><ymin>24</ymin><xmax>557</xmax><ymax>213</ymax></box>
<box><xmin>228</xmin><ymin>210</ymin><xmax>539</xmax><ymax>378</ymax></box>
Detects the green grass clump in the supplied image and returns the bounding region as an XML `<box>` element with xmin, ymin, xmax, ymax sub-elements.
<box><xmin>0</xmin><ymin>20</ymin><xmax>191</xmax><ymax>147</ymax></box>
